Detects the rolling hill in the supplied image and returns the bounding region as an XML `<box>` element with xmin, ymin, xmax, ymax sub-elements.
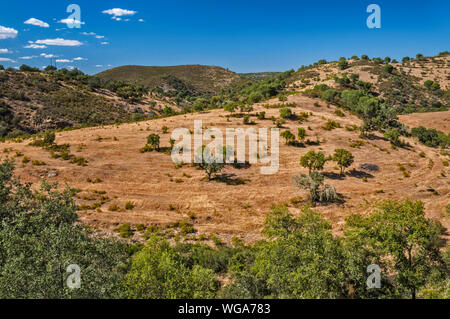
<box><xmin>96</xmin><ymin>64</ymin><xmax>246</xmax><ymax>96</ymax></box>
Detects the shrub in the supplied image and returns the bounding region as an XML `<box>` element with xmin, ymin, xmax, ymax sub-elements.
<box><xmin>297</xmin><ymin>127</ymin><xmax>306</xmax><ymax>141</ymax></box>
<box><xmin>179</xmin><ymin>220</ymin><xmax>195</xmax><ymax>236</ymax></box>
<box><xmin>338</xmin><ymin>59</ymin><xmax>349</xmax><ymax>70</ymax></box>
<box><xmin>280</xmin><ymin>107</ymin><xmax>292</xmax><ymax>119</ymax></box>
<box><xmin>281</xmin><ymin>130</ymin><xmax>296</xmax><ymax>145</ymax></box>
<box><xmin>243</xmin><ymin>114</ymin><xmax>250</xmax><ymax>125</ymax></box>
<box><xmin>115</xmin><ymin>223</ymin><xmax>133</xmax><ymax>238</ymax></box>
<box><xmin>108</xmin><ymin>204</ymin><xmax>120</xmax><ymax>212</ymax></box>
<box><xmin>125</xmin><ymin>201</ymin><xmax>135</xmax><ymax>210</ymax></box>
<box><xmin>322</xmin><ymin>120</ymin><xmax>341</xmax><ymax>131</ymax></box>
<box><xmin>145</xmin><ymin>134</ymin><xmax>160</xmax><ymax>151</ymax></box>
<box><xmin>384</xmin><ymin>64</ymin><xmax>394</xmax><ymax>73</ymax></box>
<box><xmin>411</xmin><ymin>126</ymin><xmax>449</xmax><ymax>148</ymax></box>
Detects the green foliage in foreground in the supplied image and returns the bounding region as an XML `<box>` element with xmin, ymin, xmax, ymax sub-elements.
<box><xmin>0</xmin><ymin>160</ymin><xmax>448</xmax><ymax>299</ymax></box>
<box><xmin>0</xmin><ymin>160</ymin><xmax>130</xmax><ymax>298</ymax></box>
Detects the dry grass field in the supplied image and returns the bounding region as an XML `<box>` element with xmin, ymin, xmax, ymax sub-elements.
<box><xmin>1</xmin><ymin>93</ymin><xmax>448</xmax><ymax>243</ymax></box>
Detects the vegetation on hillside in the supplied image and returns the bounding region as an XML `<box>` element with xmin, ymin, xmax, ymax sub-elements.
<box><xmin>0</xmin><ymin>160</ymin><xmax>447</xmax><ymax>299</ymax></box>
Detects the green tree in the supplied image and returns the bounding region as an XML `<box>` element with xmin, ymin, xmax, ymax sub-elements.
<box><xmin>147</xmin><ymin>134</ymin><xmax>160</xmax><ymax>151</ymax></box>
<box><xmin>281</xmin><ymin>130</ymin><xmax>295</xmax><ymax>145</ymax></box>
<box><xmin>250</xmin><ymin>206</ymin><xmax>347</xmax><ymax>298</ymax></box>
<box><xmin>195</xmin><ymin>146</ymin><xmax>227</xmax><ymax>180</ymax></box>
<box><xmin>123</xmin><ymin>235</ymin><xmax>218</xmax><ymax>299</ymax></box>
<box><xmin>300</xmin><ymin>150</ymin><xmax>326</xmax><ymax>174</ymax></box>
<box><xmin>338</xmin><ymin>59</ymin><xmax>349</xmax><ymax>70</ymax></box>
<box><xmin>279</xmin><ymin>107</ymin><xmax>292</xmax><ymax>119</ymax></box>
<box><xmin>332</xmin><ymin>149</ymin><xmax>354</xmax><ymax>175</ymax></box>
<box><xmin>345</xmin><ymin>200</ymin><xmax>447</xmax><ymax>299</ymax></box>
<box><xmin>384</xmin><ymin>64</ymin><xmax>394</xmax><ymax>74</ymax></box>
<box><xmin>0</xmin><ymin>160</ymin><xmax>128</xmax><ymax>298</ymax></box>
<box><xmin>384</xmin><ymin>129</ymin><xmax>401</xmax><ymax>146</ymax></box>
<box><xmin>297</xmin><ymin>127</ymin><xmax>306</xmax><ymax>141</ymax></box>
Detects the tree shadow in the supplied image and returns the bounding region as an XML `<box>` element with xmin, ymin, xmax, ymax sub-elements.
<box><xmin>322</xmin><ymin>172</ymin><xmax>345</xmax><ymax>180</ymax></box>
<box><xmin>287</xmin><ymin>141</ymin><xmax>306</xmax><ymax>148</ymax></box>
<box><xmin>229</xmin><ymin>161</ymin><xmax>252</xmax><ymax>169</ymax></box>
<box><xmin>359</xmin><ymin>163</ymin><xmax>379</xmax><ymax>172</ymax></box>
<box><xmin>347</xmin><ymin>169</ymin><xmax>374</xmax><ymax>179</ymax></box>
<box><xmin>214</xmin><ymin>173</ymin><xmax>247</xmax><ymax>185</ymax></box>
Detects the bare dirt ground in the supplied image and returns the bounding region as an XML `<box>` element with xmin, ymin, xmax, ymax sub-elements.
<box><xmin>1</xmin><ymin>94</ymin><xmax>448</xmax><ymax>243</ymax></box>
<box><xmin>399</xmin><ymin>110</ymin><xmax>450</xmax><ymax>133</ymax></box>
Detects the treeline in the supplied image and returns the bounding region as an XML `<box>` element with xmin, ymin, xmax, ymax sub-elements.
<box><xmin>0</xmin><ymin>160</ymin><xmax>448</xmax><ymax>299</ymax></box>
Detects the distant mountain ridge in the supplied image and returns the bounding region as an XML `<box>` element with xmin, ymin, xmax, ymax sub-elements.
<box><xmin>96</xmin><ymin>64</ymin><xmax>246</xmax><ymax>95</ymax></box>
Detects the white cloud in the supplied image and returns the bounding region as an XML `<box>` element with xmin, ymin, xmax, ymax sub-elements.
<box><xmin>56</xmin><ymin>59</ymin><xmax>72</xmax><ymax>63</ymax></box>
<box><xmin>0</xmin><ymin>26</ymin><xmax>18</xmax><ymax>40</ymax></box>
<box><xmin>24</xmin><ymin>44</ymin><xmax>47</xmax><ymax>49</ymax></box>
<box><xmin>102</xmin><ymin>8</ymin><xmax>137</xmax><ymax>17</ymax></box>
<box><xmin>101</xmin><ymin>41</ymin><xmax>109</xmax><ymax>45</ymax></box>
<box><xmin>0</xmin><ymin>57</ymin><xmax>15</xmax><ymax>62</ymax></box>
<box><xmin>138</xmin><ymin>19</ymin><xmax>145</xmax><ymax>22</ymax></box>
<box><xmin>81</xmin><ymin>32</ymin><xmax>105</xmax><ymax>39</ymax></box>
<box><xmin>19</xmin><ymin>56</ymin><xmax>37</xmax><ymax>60</ymax></box>
<box><xmin>58</xmin><ymin>19</ymin><xmax>85</xmax><ymax>26</ymax></box>
<box><xmin>73</xmin><ymin>57</ymin><xmax>87</xmax><ymax>61</ymax></box>
<box><xmin>40</xmin><ymin>53</ymin><xmax>57</xmax><ymax>58</ymax></box>
<box><xmin>95</xmin><ymin>65</ymin><xmax>103</xmax><ymax>67</ymax></box>
<box><xmin>24</xmin><ymin>18</ymin><xmax>49</xmax><ymax>28</ymax></box>
<box><xmin>35</xmin><ymin>38</ymin><xmax>83</xmax><ymax>46</ymax></box>
<box><xmin>0</xmin><ymin>48</ymin><xmax>11</xmax><ymax>53</ymax></box>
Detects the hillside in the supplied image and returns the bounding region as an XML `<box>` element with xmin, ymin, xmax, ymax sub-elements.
<box><xmin>0</xmin><ymin>67</ymin><xmax>183</xmax><ymax>138</ymax></box>
<box><xmin>287</xmin><ymin>53</ymin><xmax>450</xmax><ymax>114</ymax></box>
<box><xmin>1</xmin><ymin>90</ymin><xmax>448</xmax><ymax>244</ymax></box>
<box><xmin>97</xmin><ymin>64</ymin><xmax>246</xmax><ymax>96</ymax></box>
<box><xmin>0</xmin><ymin>53</ymin><xmax>448</xmax><ymax>244</ymax></box>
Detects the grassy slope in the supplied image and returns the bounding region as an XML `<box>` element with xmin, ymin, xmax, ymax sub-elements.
<box><xmin>97</xmin><ymin>65</ymin><xmax>245</xmax><ymax>95</ymax></box>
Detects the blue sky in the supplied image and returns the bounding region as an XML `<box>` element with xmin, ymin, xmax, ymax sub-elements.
<box><xmin>0</xmin><ymin>0</ymin><xmax>448</xmax><ymax>74</ymax></box>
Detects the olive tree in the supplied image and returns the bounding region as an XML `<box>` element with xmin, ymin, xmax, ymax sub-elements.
<box><xmin>332</xmin><ymin>149</ymin><xmax>354</xmax><ymax>175</ymax></box>
<box><xmin>300</xmin><ymin>150</ymin><xmax>326</xmax><ymax>174</ymax></box>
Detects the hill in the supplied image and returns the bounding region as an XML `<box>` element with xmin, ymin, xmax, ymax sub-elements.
<box><xmin>0</xmin><ymin>67</ymin><xmax>183</xmax><ymax>138</ymax></box>
<box><xmin>96</xmin><ymin>64</ymin><xmax>245</xmax><ymax>96</ymax></box>
<box><xmin>0</xmin><ymin>52</ymin><xmax>448</xmax><ymax>243</ymax></box>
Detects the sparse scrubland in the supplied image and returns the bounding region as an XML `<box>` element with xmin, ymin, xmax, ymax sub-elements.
<box><xmin>0</xmin><ymin>52</ymin><xmax>448</xmax><ymax>299</ymax></box>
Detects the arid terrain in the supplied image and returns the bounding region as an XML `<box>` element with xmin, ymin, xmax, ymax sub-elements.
<box><xmin>1</xmin><ymin>93</ymin><xmax>448</xmax><ymax>243</ymax></box>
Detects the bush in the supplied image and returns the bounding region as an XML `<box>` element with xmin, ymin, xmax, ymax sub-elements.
<box><xmin>116</xmin><ymin>223</ymin><xmax>133</xmax><ymax>238</ymax></box>
<box><xmin>411</xmin><ymin>126</ymin><xmax>449</xmax><ymax>148</ymax></box>
<box><xmin>322</xmin><ymin>120</ymin><xmax>341</xmax><ymax>131</ymax></box>
<box><xmin>279</xmin><ymin>107</ymin><xmax>292</xmax><ymax>119</ymax></box>
<box><xmin>384</xmin><ymin>64</ymin><xmax>394</xmax><ymax>73</ymax></box>
<box><xmin>179</xmin><ymin>220</ymin><xmax>196</xmax><ymax>236</ymax></box>
<box><xmin>281</xmin><ymin>130</ymin><xmax>296</xmax><ymax>145</ymax></box>
<box><xmin>298</xmin><ymin>127</ymin><xmax>306</xmax><ymax>141</ymax></box>
<box><xmin>125</xmin><ymin>201</ymin><xmax>135</xmax><ymax>210</ymax></box>
<box><xmin>338</xmin><ymin>59</ymin><xmax>349</xmax><ymax>70</ymax></box>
